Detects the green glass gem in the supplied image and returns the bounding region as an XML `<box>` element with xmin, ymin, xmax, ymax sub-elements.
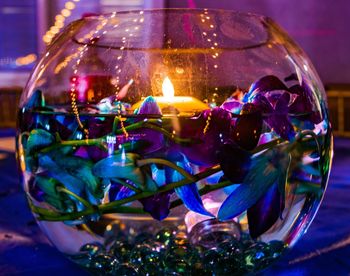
<box><xmin>241</xmin><ymin>237</ymin><xmax>255</xmax><ymax>250</ymax></box>
<box><xmin>143</xmin><ymin>251</ymin><xmax>163</xmax><ymax>273</ymax></box>
<box><xmin>68</xmin><ymin>253</ymin><xmax>92</xmax><ymax>268</ymax></box>
<box><xmin>147</xmin><ymin>241</ymin><xmax>167</xmax><ymax>254</ymax></box>
<box><xmin>134</xmin><ymin>232</ymin><xmax>154</xmax><ymax>244</ymax></box>
<box><xmin>155</xmin><ymin>228</ymin><xmax>175</xmax><ymax>246</ymax></box>
<box><xmin>114</xmin><ymin>264</ymin><xmax>138</xmax><ymax>276</ymax></box>
<box><xmin>110</xmin><ymin>240</ymin><xmax>133</xmax><ymax>262</ymax></box>
<box><xmin>243</xmin><ymin>242</ymin><xmax>272</xmax><ymax>272</ymax></box>
<box><xmin>163</xmin><ymin>244</ymin><xmax>198</xmax><ymax>274</ymax></box>
<box><xmin>80</xmin><ymin>242</ymin><xmax>105</xmax><ymax>257</ymax></box>
<box><xmin>268</xmin><ymin>240</ymin><xmax>287</xmax><ymax>258</ymax></box>
<box><xmin>90</xmin><ymin>254</ymin><xmax>119</xmax><ymax>274</ymax></box>
<box><xmin>190</xmin><ymin>263</ymin><xmax>209</xmax><ymax>276</ymax></box>
<box><xmin>203</xmin><ymin>249</ymin><xmax>221</xmax><ymax>268</ymax></box>
<box><xmin>163</xmin><ymin>267</ymin><xmax>183</xmax><ymax>275</ymax></box>
<box><xmin>218</xmin><ymin>239</ymin><xmax>243</xmax><ymax>259</ymax></box>
<box><xmin>163</xmin><ymin>259</ymin><xmax>189</xmax><ymax>274</ymax></box>
<box><xmin>129</xmin><ymin>244</ymin><xmax>153</xmax><ymax>267</ymax></box>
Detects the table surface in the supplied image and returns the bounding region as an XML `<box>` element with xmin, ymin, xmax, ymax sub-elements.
<box><xmin>1</xmin><ymin>130</ymin><xmax>350</xmax><ymax>276</ymax></box>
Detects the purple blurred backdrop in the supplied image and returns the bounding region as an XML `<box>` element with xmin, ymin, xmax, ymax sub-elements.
<box><xmin>168</xmin><ymin>0</ymin><xmax>349</xmax><ymax>84</ymax></box>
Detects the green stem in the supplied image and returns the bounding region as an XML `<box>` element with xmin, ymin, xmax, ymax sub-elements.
<box><xmin>115</xmin><ymin>121</ymin><xmax>196</xmax><ymax>145</ymax></box>
<box><xmin>30</xmin><ymin>165</ymin><xmax>220</xmax><ymax>221</ymax></box>
<box><xmin>137</xmin><ymin>158</ymin><xmax>196</xmax><ymax>181</ymax></box>
<box><xmin>251</xmin><ymin>138</ymin><xmax>285</xmax><ymax>154</ymax></box>
<box><xmin>112</xmin><ymin>178</ymin><xmax>141</xmax><ymax>193</ymax></box>
<box><xmin>97</xmin><ymin>165</ymin><xmax>221</xmax><ymax>213</ymax></box>
<box><xmin>39</xmin><ymin>137</ymin><xmax>106</xmax><ymax>154</ymax></box>
<box><xmin>251</xmin><ymin>129</ymin><xmax>321</xmax><ymax>155</ymax></box>
<box><xmin>57</xmin><ymin>187</ymin><xmax>94</xmax><ymax>211</ymax></box>
<box><xmin>38</xmin><ymin>120</ymin><xmax>197</xmax><ymax>155</ymax></box>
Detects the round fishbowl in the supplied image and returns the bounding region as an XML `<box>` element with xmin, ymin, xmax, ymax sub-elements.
<box><xmin>17</xmin><ymin>9</ymin><xmax>333</xmax><ymax>275</ymax></box>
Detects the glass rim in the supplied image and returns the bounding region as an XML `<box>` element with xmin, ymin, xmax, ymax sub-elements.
<box><xmin>70</xmin><ymin>8</ymin><xmax>272</xmax><ymax>52</ymax></box>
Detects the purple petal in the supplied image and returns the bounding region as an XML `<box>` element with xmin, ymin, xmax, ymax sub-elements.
<box><xmin>266</xmin><ymin>93</ymin><xmax>295</xmax><ymax>141</ymax></box>
<box><xmin>140</xmin><ymin>192</ymin><xmax>172</xmax><ymax>220</ymax></box>
<box><xmin>28</xmin><ymin>177</ymin><xmax>45</xmax><ymax>202</ymax></box>
<box><xmin>247</xmin><ymin>182</ymin><xmax>282</xmax><ymax>238</ymax></box>
<box><xmin>169</xmin><ymin>160</ymin><xmax>212</xmax><ymax>217</ymax></box>
<box><xmin>116</xmin><ymin>186</ymin><xmax>135</xmax><ymax>201</ymax></box>
<box><xmin>180</xmin><ymin>108</ymin><xmax>233</xmax><ymax>166</ymax></box>
<box><xmin>266</xmin><ymin>115</ymin><xmax>295</xmax><ymax>141</ymax></box>
<box><xmin>244</xmin><ymin>75</ymin><xmax>288</xmax><ymax>103</ymax></box>
<box><xmin>218</xmin><ymin>147</ymin><xmax>289</xmax><ymax>222</ymax></box>
<box><xmin>87</xmin><ymin>146</ymin><xmax>108</xmax><ymax>162</ymax></box>
<box><xmin>275</xmin><ymin>92</ymin><xmax>290</xmax><ymax>111</ymax></box>
<box><xmin>289</xmin><ymin>84</ymin><xmax>322</xmax><ymax>124</ymax></box>
<box><xmin>221</xmin><ymin>99</ymin><xmax>243</xmax><ymax>114</ymax></box>
<box><xmin>232</xmin><ymin>104</ymin><xmax>263</xmax><ymax>150</ymax></box>
<box><xmin>87</xmin><ymin>117</ymin><xmax>114</xmax><ymax>139</ymax></box>
<box><xmin>74</xmin><ymin>146</ymin><xmax>89</xmax><ymax>159</ymax></box>
<box><xmin>134</xmin><ymin>96</ymin><xmax>164</xmax><ymax>154</ymax></box>
<box><xmin>250</xmin><ymin>75</ymin><xmax>288</xmax><ymax>93</ymax></box>
<box><xmin>175</xmin><ymin>183</ymin><xmax>213</xmax><ymax>217</ymax></box>
<box><xmin>138</xmin><ymin>96</ymin><xmax>162</xmax><ymax>115</ymax></box>
<box><xmin>50</xmin><ymin>115</ymin><xmax>78</xmax><ymax>140</ymax></box>
<box><xmin>251</xmin><ymin>94</ymin><xmax>273</xmax><ymax>113</ymax></box>
<box><xmin>108</xmin><ymin>181</ymin><xmax>135</xmax><ymax>201</ymax></box>
<box><xmin>217</xmin><ymin>143</ymin><xmax>251</xmax><ymax>183</ymax></box>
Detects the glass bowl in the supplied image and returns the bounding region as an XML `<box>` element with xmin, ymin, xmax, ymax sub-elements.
<box><xmin>17</xmin><ymin>9</ymin><xmax>333</xmax><ymax>275</ymax></box>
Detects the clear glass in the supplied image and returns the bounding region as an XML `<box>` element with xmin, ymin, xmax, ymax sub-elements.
<box><xmin>17</xmin><ymin>9</ymin><xmax>333</xmax><ymax>275</ymax></box>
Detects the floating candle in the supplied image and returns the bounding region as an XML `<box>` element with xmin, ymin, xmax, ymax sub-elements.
<box><xmin>132</xmin><ymin>77</ymin><xmax>208</xmax><ymax>115</ymax></box>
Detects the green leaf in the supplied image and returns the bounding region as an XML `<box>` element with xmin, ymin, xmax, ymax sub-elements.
<box><xmin>218</xmin><ymin>147</ymin><xmax>290</xmax><ymax>221</ymax></box>
<box><xmin>277</xmin><ymin>153</ymin><xmax>291</xmax><ymax>215</ymax></box>
<box><xmin>26</xmin><ymin>89</ymin><xmax>45</xmax><ymax>109</ymax></box>
<box><xmin>35</xmin><ymin>176</ymin><xmax>60</xmax><ymax>197</ymax></box>
<box><xmin>38</xmin><ymin>155</ymin><xmax>85</xmax><ymax>195</ymax></box>
<box><xmin>26</xmin><ymin>129</ymin><xmax>55</xmax><ymax>155</ymax></box>
<box><xmin>53</xmin><ymin>155</ymin><xmax>100</xmax><ymax>197</ymax></box>
<box><xmin>25</xmin><ymin>156</ymin><xmax>38</xmax><ymax>173</ymax></box>
<box><xmin>35</xmin><ymin>176</ymin><xmax>68</xmax><ymax>211</ymax></box>
<box><xmin>92</xmin><ymin>153</ymin><xmax>148</xmax><ymax>190</ymax></box>
<box><xmin>302</xmin><ymin>163</ymin><xmax>321</xmax><ymax>177</ymax></box>
<box><xmin>294</xmin><ymin>182</ymin><xmax>323</xmax><ymax>199</ymax></box>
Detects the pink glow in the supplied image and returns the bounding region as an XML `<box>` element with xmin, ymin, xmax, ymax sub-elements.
<box><xmin>187</xmin><ymin>0</ymin><xmax>196</xmax><ymax>8</ymax></box>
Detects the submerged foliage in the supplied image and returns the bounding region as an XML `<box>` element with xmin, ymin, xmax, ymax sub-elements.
<box><xmin>20</xmin><ymin>75</ymin><xmax>327</xmax><ymax>239</ymax></box>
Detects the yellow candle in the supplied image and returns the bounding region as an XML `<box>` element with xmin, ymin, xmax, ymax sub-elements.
<box><xmin>132</xmin><ymin>77</ymin><xmax>208</xmax><ymax>115</ymax></box>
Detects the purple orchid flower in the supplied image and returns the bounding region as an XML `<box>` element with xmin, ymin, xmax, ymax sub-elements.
<box><xmin>140</xmin><ymin>192</ymin><xmax>172</xmax><ymax>220</ymax></box>
<box><xmin>288</xmin><ymin>82</ymin><xmax>322</xmax><ymax>124</ymax></box>
<box><xmin>216</xmin><ymin>143</ymin><xmax>251</xmax><ymax>183</ymax></box>
<box><xmin>264</xmin><ymin>92</ymin><xmax>296</xmax><ymax>141</ymax></box>
<box><xmin>218</xmin><ymin>146</ymin><xmax>290</xmax><ymax>238</ymax></box>
<box><xmin>133</xmin><ymin>96</ymin><xmax>164</xmax><ymax>155</ymax></box>
<box><xmin>242</xmin><ymin>76</ymin><xmax>298</xmax><ymax>141</ymax></box>
<box><xmin>179</xmin><ymin>107</ymin><xmax>233</xmax><ymax>166</ymax></box>
<box><xmin>232</xmin><ymin>103</ymin><xmax>263</xmax><ymax>150</ymax></box>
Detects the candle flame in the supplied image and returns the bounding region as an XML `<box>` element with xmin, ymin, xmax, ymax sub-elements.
<box><xmin>162</xmin><ymin>77</ymin><xmax>175</xmax><ymax>101</ymax></box>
